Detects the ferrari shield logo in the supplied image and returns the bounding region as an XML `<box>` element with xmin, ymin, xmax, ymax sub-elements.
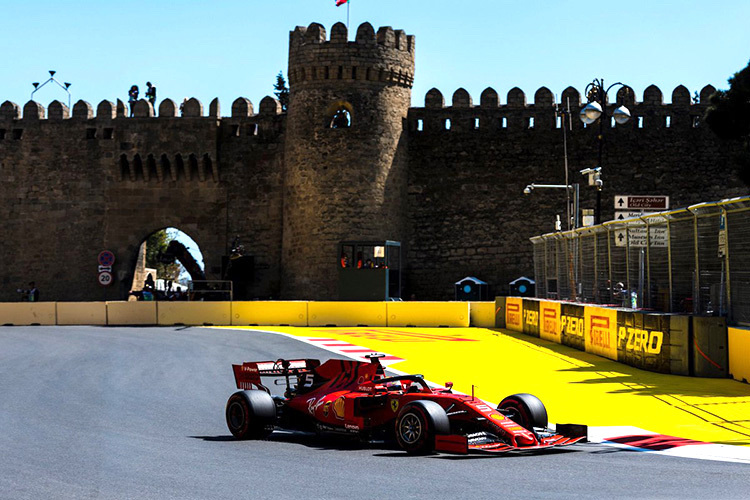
<box><xmin>390</xmin><ymin>400</ymin><xmax>399</xmax><ymax>413</ymax></box>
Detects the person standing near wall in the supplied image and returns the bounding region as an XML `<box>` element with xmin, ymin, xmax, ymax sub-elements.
<box><xmin>28</xmin><ymin>282</ymin><xmax>39</xmax><ymax>302</ymax></box>
<box><xmin>145</xmin><ymin>82</ymin><xmax>157</xmax><ymax>109</ymax></box>
<box><xmin>128</xmin><ymin>85</ymin><xmax>139</xmax><ymax>116</ymax></box>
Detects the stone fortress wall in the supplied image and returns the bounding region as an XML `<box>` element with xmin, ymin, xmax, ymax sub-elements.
<box><xmin>0</xmin><ymin>21</ymin><xmax>746</xmax><ymax>301</ymax></box>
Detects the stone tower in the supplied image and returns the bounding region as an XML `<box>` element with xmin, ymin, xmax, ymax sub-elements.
<box><xmin>282</xmin><ymin>22</ymin><xmax>415</xmax><ymax>299</ymax></box>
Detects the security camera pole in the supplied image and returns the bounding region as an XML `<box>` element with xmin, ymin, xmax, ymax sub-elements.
<box><xmin>580</xmin><ymin>79</ymin><xmax>632</xmax><ymax>224</ymax></box>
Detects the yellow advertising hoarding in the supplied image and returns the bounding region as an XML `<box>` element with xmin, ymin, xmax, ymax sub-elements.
<box><xmin>505</xmin><ymin>297</ymin><xmax>523</xmax><ymax>332</ymax></box>
<box><xmin>539</xmin><ymin>301</ymin><xmax>561</xmax><ymax>343</ymax></box>
<box><xmin>584</xmin><ymin>306</ymin><xmax>618</xmax><ymax>360</ymax></box>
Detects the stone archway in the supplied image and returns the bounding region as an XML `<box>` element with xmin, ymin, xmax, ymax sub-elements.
<box><xmin>127</xmin><ymin>227</ymin><xmax>205</xmax><ymax>300</ymax></box>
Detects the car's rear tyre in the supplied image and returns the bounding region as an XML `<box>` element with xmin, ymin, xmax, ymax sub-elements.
<box><xmin>497</xmin><ymin>393</ymin><xmax>548</xmax><ymax>431</ymax></box>
<box><xmin>226</xmin><ymin>390</ymin><xmax>276</xmax><ymax>440</ymax></box>
<box><xmin>395</xmin><ymin>400</ymin><xmax>449</xmax><ymax>454</ymax></box>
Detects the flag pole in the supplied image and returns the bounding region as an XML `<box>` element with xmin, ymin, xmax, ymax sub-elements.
<box><xmin>347</xmin><ymin>1</ymin><xmax>350</xmax><ymax>29</ymax></box>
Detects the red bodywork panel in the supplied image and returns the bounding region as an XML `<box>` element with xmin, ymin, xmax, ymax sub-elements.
<box><xmin>232</xmin><ymin>357</ymin><xmax>584</xmax><ymax>454</ymax></box>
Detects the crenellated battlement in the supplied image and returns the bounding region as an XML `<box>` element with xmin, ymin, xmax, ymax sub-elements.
<box><xmin>0</xmin><ymin>19</ymin><xmax>744</xmax><ymax>305</ymax></box>
<box><xmin>0</xmin><ymin>95</ymin><xmax>283</xmax><ymax>122</ymax></box>
<box><xmin>287</xmin><ymin>22</ymin><xmax>415</xmax><ymax>89</ymax></box>
<box><xmin>408</xmin><ymin>84</ymin><xmax>717</xmax><ymax>133</ymax></box>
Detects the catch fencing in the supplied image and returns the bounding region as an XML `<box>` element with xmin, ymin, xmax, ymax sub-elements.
<box><xmin>531</xmin><ymin>196</ymin><xmax>750</xmax><ymax>325</ymax></box>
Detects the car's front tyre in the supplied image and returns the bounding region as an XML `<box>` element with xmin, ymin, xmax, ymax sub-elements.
<box><xmin>497</xmin><ymin>393</ymin><xmax>548</xmax><ymax>432</ymax></box>
<box><xmin>395</xmin><ymin>400</ymin><xmax>449</xmax><ymax>454</ymax></box>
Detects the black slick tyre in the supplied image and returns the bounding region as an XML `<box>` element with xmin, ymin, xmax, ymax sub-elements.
<box><xmin>497</xmin><ymin>393</ymin><xmax>548</xmax><ymax>431</ymax></box>
<box><xmin>225</xmin><ymin>390</ymin><xmax>276</xmax><ymax>440</ymax></box>
<box><xmin>395</xmin><ymin>400</ymin><xmax>449</xmax><ymax>454</ymax></box>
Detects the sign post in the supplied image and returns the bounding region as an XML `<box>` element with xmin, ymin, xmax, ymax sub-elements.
<box><xmin>97</xmin><ymin>250</ymin><xmax>116</xmax><ymax>287</ymax></box>
<box><xmin>613</xmin><ymin>196</ymin><xmax>670</xmax><ymax>248</ymax></box>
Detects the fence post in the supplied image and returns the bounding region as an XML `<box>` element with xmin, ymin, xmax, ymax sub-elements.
<box><xmin>723</xmin><ymin>207</ymin><xmax>732</xmax><ymax>322</ymax></box>
<box><xmin>643</xmin><ymin>216</ymin><xmax>651</xmax><ymax>309</ymax></box>
<box><xmin>607</xmin><ymin>226</ymin><xmax>613</xmax><ymax>305</ymax></box>
<box><xmin>594</xmin><ymin>231</ymin><xmax>599</xmax><ymax>303</ymax></box>
<box><xmin>692</xmin><ymin>209</ymin><xmax>700</xmax><ymax>315</ymax></box>
<box><xmin>625</xmin><ymin>223</ymin><xmax>631</xmax><ymax>300</ymax></box>
<box><xmin>667</xmin><ymin>218</ymin><xmax>673</xmax><ymax>313</ymax></box>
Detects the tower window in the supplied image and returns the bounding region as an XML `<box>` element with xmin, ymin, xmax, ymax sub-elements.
<box><xmin>326</xmin><ymin>100</ymin><xmax>354</xmax><ymax>129</ymax></box>
<box><xmin>474</xmin><ymin>118</ymin><xmax>480</xmax><ymax>129</ymax></box>
<box><xmin>445</xmin><ymin>119</ymin><xmax>451</xmax><ymax>130</ymax></box>
<box><xmin>417</xmin><ymin>119</ymin><xmax>423</xmax><ymax>132</ymax></box>
<box><xmin>501</xmin><ymin>117</ymin><xmax>507</xmax><ymax>129</ymax></box>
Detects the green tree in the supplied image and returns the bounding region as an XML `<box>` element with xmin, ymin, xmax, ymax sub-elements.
<box><xmin>274</xmin><ymin>71</ymin><xmax>289</xmax><ymax>112</ymax></box>
<box><xmin>705</xmin><ymin>60</ymin><xmax>750</xmax><ymax>183</ymax></box>
<box><xmin>145</xmin><ymin>229</ymin><xmax>181</xmax><ymax>281</ymax></box>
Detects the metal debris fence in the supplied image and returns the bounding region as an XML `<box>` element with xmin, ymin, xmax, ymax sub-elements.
<box><xmin>531</xmin><ymin>196</ymin><xmax>750</xmax><ymax>325</ymax></box>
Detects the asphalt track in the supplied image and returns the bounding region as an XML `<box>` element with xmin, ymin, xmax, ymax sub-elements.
<box><xmin>1</xmin><ymin>326</ymin><xmax>749</xmax><ymax>500</ymax></box>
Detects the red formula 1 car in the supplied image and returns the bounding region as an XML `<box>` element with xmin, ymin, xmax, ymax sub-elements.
<box><xmin>225</xmin><ymin>354</ymin><xmax>586</xmax><ymax>454</ymax></box>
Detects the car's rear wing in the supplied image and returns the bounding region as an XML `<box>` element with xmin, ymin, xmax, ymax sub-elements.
<box><xmin>232</xmin><ymin>359</ymin><xmax>320</xmax><ymax>390</ymax></box>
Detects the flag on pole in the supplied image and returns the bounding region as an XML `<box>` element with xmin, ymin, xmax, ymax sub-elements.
<box><xmin>336</xmin><ymin>0</ymin><xmax>348</xmax><ymax>6</ymax></box>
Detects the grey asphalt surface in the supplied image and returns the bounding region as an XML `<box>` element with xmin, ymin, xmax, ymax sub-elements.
<box><xmin>1</xmin><ymin>326</ymin><xmax>749</xmax><ymax>500</ymax></box>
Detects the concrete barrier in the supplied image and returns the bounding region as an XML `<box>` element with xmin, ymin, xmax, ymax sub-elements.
<box><xmin>57</xmin><ymin>302</ymin><xmax>107</xmax><ymax>325</ymax></box>
<box><xmin>561</xmin><ymin>303</ymin><xmax>585</xmax><ymax>350</ymax></box>
<box><xmin>692</xmin><ymin>316</ymin><xmax>728</xmax><ymax>378</ymax></box>
<box><xmin>106</xmin><ymin>301</ymin><xmax>157</xmax><ymax>325</ymax></box>
<box><xmin>469</xmin><ymin>302</ymin><xmax>495</xmax><ymax>327</ymax></box>
<box><xmin>522</xmin><ymin>298</ymin><xmax>540</xmax><ymax>337</ymax></box>
<box><xmin>308</xmin><ymin>301</ymin><xmax>386</xmax><ymax>327</ymax></box>
<box><xmin>494</xmin><ymin>297</ymin><xmax>506</xmax><ymax>328</ymax></box>
<box><xmin>538</xmin><ymin>300</ymin><xmax>561</xmax><ymax>343</ymax></box>
<box><xmin>584</xmin><ymin>306</ymin><xmax>618</xmax><ymax>361</ymax></box>
<box><xmin>387</xmin><ymin>302</ymin><xmax>469</xmax><ymax>327</ymax></box>
<box><xmin>231</xmin><ymin>301</ymin><xmax>308</xmax><ymax>326</ymax></box>
<box><xmin>157</xmin><ymin>301</ymin><xmax>232</xmax><ymax>326</ymax></box>
<box><xmin>0</xmin><ymin>302</ymin><xmax>57</xmax><ymax>325</ymax></box>
<box><xmin>728</xmin><ymin>326</ymin><xmax>750</xmax><ymax>383</ymax></box>
<box><xmin>615</xmin><ymin>311</ymin><xmax>682</xmax><ymax>375</ymax></box>
<box><xmin>505</xmin><ymin>297</ymin><xmax>523</xmax><ymax>332</ymax></box>
<box><xmin>495</xmin><ymin>296</ymin><xmax>699</xmax><ymax>376</ymax></box>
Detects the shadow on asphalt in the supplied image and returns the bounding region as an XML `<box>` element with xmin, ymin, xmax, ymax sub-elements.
<box><xmin>190</xmin><ymin>432</ymin><xmax>588</xmax><ymax>459</ymax></box>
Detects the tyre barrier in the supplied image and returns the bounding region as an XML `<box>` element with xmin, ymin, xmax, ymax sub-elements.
<box><xmin>494</xmin><ymin>296</ymin><xmax>736</xmax><ymax>380</ymax></box>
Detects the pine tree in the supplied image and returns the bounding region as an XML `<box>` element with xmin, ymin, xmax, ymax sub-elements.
<box><xmin>274</xmin><ymin>71</ymin><xmax>290</xmax><ymax>112</ymax></box>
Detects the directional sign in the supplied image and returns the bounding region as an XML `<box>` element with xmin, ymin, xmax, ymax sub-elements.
<box><xmin>98</xmin><ymin>250</ymin><xmax>116</xmax><ymax>267</ymax></box>
<box><xmin>614</xmin><ymin>226</ymin><xmax>667</xmax><ymax>248</ymax></box>
<box><xmin>615</xmin><ymin>211</ymin><xmax>655</xmax><ymax>221</ymax></box>
<box><xmin>98</xmin><ymin>271</ymin><xmax>113</xmax><ymax>286</ymax></box>
<box><xmin>614</xmin><ymin>195</ymin><xmax>669</xmax><ymax>211</ymax></box>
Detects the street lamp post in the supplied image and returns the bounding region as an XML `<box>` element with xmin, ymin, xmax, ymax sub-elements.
<box><xmin>31</xmin><ymin>70</ymin><xmax>72</xmax><ymax>109</ymax></box>
<box><xmin>579</xmin><ymin>79</ymin><xmax>632</xmax><ymax>224</ymax></box>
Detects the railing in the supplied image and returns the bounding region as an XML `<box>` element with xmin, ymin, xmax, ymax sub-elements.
<box><xmin>188</xmin><ymin>280</ymin><xmax>233</xmax><ymax>301</ymax></box>
<box><xmin>531</xmin><ymin>196</ymin><xmax>750</xmax><ymax>325</ymax></box>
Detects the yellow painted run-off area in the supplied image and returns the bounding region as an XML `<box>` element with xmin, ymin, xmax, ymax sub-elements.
<box><xmin>225</xmin><ymin>325</ymin><xmax>750</xmax><ymax>447</ymax></box>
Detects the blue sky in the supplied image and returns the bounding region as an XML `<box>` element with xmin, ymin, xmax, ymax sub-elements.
<box><xmin>2</xmin><ymin>0</ymin><xmax>749</xmax><ymax>111</ymax></box>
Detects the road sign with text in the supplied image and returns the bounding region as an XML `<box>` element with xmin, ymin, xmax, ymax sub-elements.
<box><xmin>614</xmin><ymin>195</ymin><xmax>669</xmax><ymax>211</ymax></box>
